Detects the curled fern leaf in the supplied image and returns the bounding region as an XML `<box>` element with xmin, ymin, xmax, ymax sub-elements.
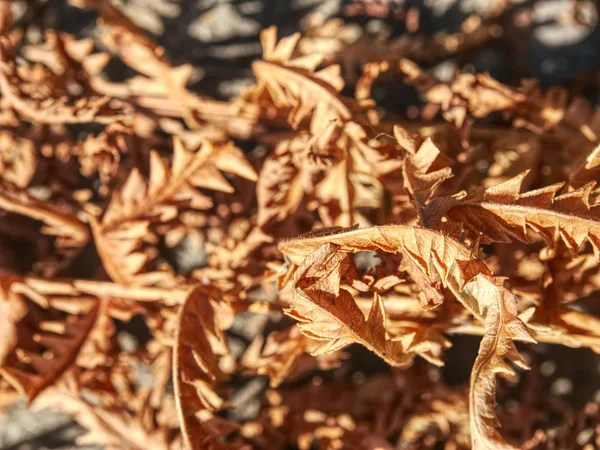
<box><xmin>280</xmin><ymin>225</ymin><xmax>535</xmax><ymax>449</ymax></box>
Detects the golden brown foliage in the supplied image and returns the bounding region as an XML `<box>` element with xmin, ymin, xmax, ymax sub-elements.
<box><xmin>1</xmin><ymin>2</ymin><xmax>600</xmax><ymax>450</ymax></box>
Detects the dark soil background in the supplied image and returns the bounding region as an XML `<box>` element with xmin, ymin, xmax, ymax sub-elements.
<box><xmin>1</xmin><ymin>0</ymin><xmax>600</xmax><ymax>449</ymax></box>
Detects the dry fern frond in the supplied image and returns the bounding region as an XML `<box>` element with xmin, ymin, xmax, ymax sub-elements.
<box><xmin>0</xmin><ymin>37</ymin><xmax>127</xmax><ymax>125</ymax></box>
<box><xmin>92</xmin><ymin>138</ymin><xmax>257</xmax><ymax>285</ymax></box>
<box><xmin>34</xmin><ymin>346</ymin><xmax>182</xmax><ymax>450</ymax></box>
<box><xmin>1</xmin><ymin>2</ymin><xmax>598</xmax><ymax>449</ymax></box>
<box><xmin>467</xmin><ymin>275</ymin><xmax>534</xmax><ymax>450</ymax></box>
<box><xmin>0</xmin><ymin>272</ymin><xmax>99</xmax><ymax>401</ymax></box>
<box><xmin>68</xmin><ymin>0</ymin><xmax>159</xmax><ymax>52</ymax></box>
<box><xmin>250</xmin><ymin>26</ymin><xmax>350</xmax><ymax>133</ymax></box>
<box><xmin>299</xmin><ymin>14</ymin><xmax>501</xmax><ymax>82</ymax></box>
<box><xmin>400</xmin><ymin>58</ymin><xmax>600</xmax><ymax>143</ymax></box>
<box><xmin>395</xmin><ymin>125</ymin><xmax>465</xmax><ymax>227</ymax></box>
<box><xmin>0</xmin><ymin>182</ymin><xmax>89</xmax><ymax>269</ymax></box>
<box><xmin>281</xmin><ymin>225</ymin><xmax>535</xmax><ymax>449</ymax></box>
<box><xmin>256</xmin><ymin>139</ymin><xmax>312</xmax><ymax>228</ymax></box>
<box><xmin>287</xmin><ymin>242</ymin><xmax>448</xmax><ymax>366</ymax></box>
<box><xmin>240</xmin><ymin>326</ymin><xmax>339</xmax><ymax>389</ymax></box>
<box><xmin>0</xmin><ymin>269</ymin><xmax>192</xmax><ymax>401</ymax></box>
<box><xmin>395</xmin><ymin>129</ymin><xmax>600</xmax><ymax>259</ymax></box>
<box><xmin>444</xmin><ymin>172</ymin><xmax>600</xmax><ymax>258</ymax></box>
<box><xmin>173</xmin><ymin>286</ymin><xmax>246</xmax><ymax>450</ymax></box>
<box><xmin>35</xmin><ymin>388</ymin><xmax>177</xmax><ymax>450</ymax></box>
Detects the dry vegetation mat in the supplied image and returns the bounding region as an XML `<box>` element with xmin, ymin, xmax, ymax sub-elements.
<box><xmin>1</xmin><ymin>1</ymin><xmax>600</xmax><ymax>449</ymax></box>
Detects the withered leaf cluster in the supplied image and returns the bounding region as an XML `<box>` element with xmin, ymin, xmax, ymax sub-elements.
<box><xmin>1</xmin><ymin>1</ymin><xmax>600</xmax><ymax>450</ymax></box>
